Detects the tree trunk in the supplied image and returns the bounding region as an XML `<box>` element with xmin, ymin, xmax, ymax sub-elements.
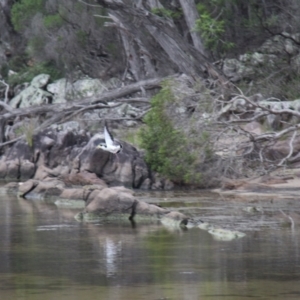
<box><xmin>97</xmin><ymin>0</ymin><xmax>214</xmax><ymax>78</ymax></box>
<box><xmin>178</xmin><ymin>0</ymin><xmax>206</xmax><ymax>56</ymax></box>
<box><xmin>0</xmin><ymin>119</ymin><xmax>5</xmax><ymax>145</ymax></box>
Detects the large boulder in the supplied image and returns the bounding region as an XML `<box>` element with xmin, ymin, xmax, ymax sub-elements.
<box><xmin>78</xmin><ymin>134</ymin><xmax>149</xmax><ymax>187</ymax></box>
<box><xmin>9</xmin><ymin>74</ymin><xmax>52</xmax><ymax>108</ymax></box>
<box><xmin>0</xmin><ymin>121</ymin><xmax>150</xmax><ymax>188</ymax></box>
<box><xmin>47</xmin><ymin>77</ymin><xmax>108</xmax><ymax>103</ymax></box>
<box><xmin>12</xmin><ymin>179</ymin><xmax>189</xmax><ymax>226</ymax></box>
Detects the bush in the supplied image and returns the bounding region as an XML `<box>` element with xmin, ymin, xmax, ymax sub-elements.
<box><xmin>139</xmin><ymin>83</ymin><xmax>200</xmax><ymax>185</ymax></box>
<box><xmin>11</xmin><ymin>0</ymin><xmax>45</xmax><ymax>32</ymax></box>
<box><xmin>7</xmin><ymin>61</ymin><xmax>62</xmax><ymax>86</ymax></box>
<box><xmin>10</xmin><ymin>0</ymin><xmax>124</xmax><ymax>79</ymax></box>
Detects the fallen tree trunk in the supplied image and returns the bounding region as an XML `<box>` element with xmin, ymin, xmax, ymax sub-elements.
<box><xmin>0</xmin><ymin>76</ymin><xmax>163</xmax><ymax>148</ymax></box>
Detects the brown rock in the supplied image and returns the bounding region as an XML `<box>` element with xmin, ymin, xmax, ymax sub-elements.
<box><xmin>62</xmin><ymin>171</ymin><xmax>107</xmax><ymax>186</ymax></box>
<box><xmin>259</xmin><ymin>175</ymin><xmax>288</xmax><ymax>185</ymax></box>
<box><xmin>20</xmin><ymin>160</ymin><xmax>35</xmax><ymax>180</ymax></box>
<box><xmin>6</xmin><ymin>159</ymin><xmax>19</xmax><ymax>179</ymax></box>
<box><xmin>135</xmin><ymin>200</ymin><xmax>168</xmax><ymax>216</ymax></box>
<box><xmin>60</xmin><ymin>188</ymin><xmax>86</xmax><ymax>200</ymax></box>
<box><xmin>241</xmin><ymin>121</ymin><xmax>263</xmax><ymax>135</ymax></box>
<box><xmin>0</xmin><ymin>160</ymin><xmax>7</xmax><ymax>179</ymax></box>
<box><xmin>24</xmin><ymin>179</ymin><xmax>65</xmax><ymax>199</ymax></box>
<box><xmin>85</xmin><ymin>187</ymin><xmax>133</xmax><ymax>214</ymax></box>
<box><xmin>18</xmin><ymin>179</ymin><xmax>39</xmax><ymax>197</ymax></box>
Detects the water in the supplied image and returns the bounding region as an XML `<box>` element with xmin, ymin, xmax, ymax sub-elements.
<box><xmin>1</xmin><ymin>191</ymin><xmax>300</xmax><ymax>300</ymax></box>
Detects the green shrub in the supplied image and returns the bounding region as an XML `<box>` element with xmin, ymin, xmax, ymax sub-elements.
<box><xmin>7</xmin><ymin>61</ymin><xmax>62</xmax><ymax>86</ymax></box>
<box><xmin>43</xmin><ymin>14</ymin><xmax>64</xmax><ymax>29</ymax></box>
<box><xmin>15</xmin><ymin>118</ymin><xmax>38</xmax><ymax>148</ymax></box>
<box><xmin>194</xmin><ymin>3</ymin><xmax>234</xmax><ymax>54</ymax></box>
<box><xmin>11</xmin><ymin>0</ymin><xmax>45</xmax><ymax>32</ymax></box>
<box><xmin>139</xmin><ymin>83</ymin><xmax>199</xmax><ymax>185</ymax></box>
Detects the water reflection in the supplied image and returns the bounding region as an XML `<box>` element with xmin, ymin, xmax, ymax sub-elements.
<box><xmin>0</xmin><ymin>193</ymin><xmax>300</xmax><ymax>299</ymax></box>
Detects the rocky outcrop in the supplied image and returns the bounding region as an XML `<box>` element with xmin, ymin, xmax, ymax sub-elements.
<box><xmin>6</xmin><ymin>178</ymin><xmax>189</xmax><ymax>226</ymax></box>
<box><xmin>9</xmin><ymin>74</ymin><xmax>52</xmax><ymax>108</ymax></box>
<box><xmin>0</xmin><ymin>121</ymin><xmax>150</xmax><ymax>188</ymax></box>
<box><xmin>222</xmin><ymin>32</ymin><xmax>300</xmax><ymax>82</ymax></box>
<box><xmin>46</xmin><ymin>77</ymin><xmax>111</xmax><ymax>103</ymax></box>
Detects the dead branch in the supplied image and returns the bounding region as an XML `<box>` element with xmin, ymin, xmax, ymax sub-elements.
<box><xmin>231</xmin><ymin>93</ymin><xmax>300</xmax><ymax>119</ymax></box>
<box><xmin>0</xmin><ymin>100</ymin><xmax>14</xmax><ymax>113</ymax></box>
<box><xmin>0</xmin><ymin>79</ymin><xmax>10</xmax><ymax>104</ymax></box>
<box><xmin>0</xmin><ymin>77</ymin><xmax>163</xmax><ymax>149</ymax></box>
<box><xmin>278</xmin><ymin>130</ymin><xmax>297</xmax><ymax>166</ymax></box>
<box><xmin>0</xmin><ymin>77</ymin><xmax>162</xmax><ymax>123</ymax></box>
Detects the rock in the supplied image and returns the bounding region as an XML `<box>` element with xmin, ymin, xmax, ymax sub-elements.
<box><xmin>47</xmin><ymin>77</ymin><xmax>107</xmax><ymax>103</ymax></box>
<box><xmin>1</xmin><ymin>122</ymin><xmax>150</xmax><ymax>188</ymax></box>
<box><xmin>62</xmin><ymin>171</ymin><xmax>107</xmax><ymax>186</ymax></box>
<box><xmin>72</xmin><ymin>78</ymin><xmax>107</xmax><ymax>98</ymax></box>
<box><xmin>241</xmin><ymin>121</ymin><xmax>263</xmax><ymax>135</ymax></box>
<box><xmin>151</xmin><ymin>173</ymin><xmax>164</xmax><ymax>190</ymax></box>
<box><xmin>198</xmin><ymin>222</ymin><xmax>214</xmax><ymax>231</ymax></box>
<box><xmin>243</xmin><ymin>206</ymin><xmax>263</xmax><ymax>213</ymax></box>
<box><xmin>259</xmin><ymin>175</ymin><xmax>288</xmax><ymax>185</ymax></box>
<box><xmin>75</xmin><ymin>186</ymin><xmax>171</xmax><ymax>222</ymax></box>
<box><xmin>198</xmin><ymin>221</ymin><xmax>246</xmax><ymax>241</ymax></box>
<box><xmin>13</xmin><ymin>82</ymin><xmax>30</xmax><ymax>97</ymax></box>
<box><xmin>59</xmin><ymin>188</ymin><xmax>86</xmax><ymax>201</ymax></box>
<box><xmin>160</xmin><ymin>211</ymin><xmax>189</xmax><ymax>228</ymax></box>
<box><xmin>9</xmin><ymin>74</ymin><xmax>52</xmax><ymax>108</ymax></box>
<box><xmin>259</xmin><ymin>32</ymin><xmax>300</xmax><ymax>55</ymax></box>
<box><xmin>51</xmin><ymin>121</ymin><xmax>81</xmax><ymax>132</ymax></box>
<box><xmin>23</xmin><ymin>179</ymin><xmax>65</xmax><ymax>200</ymax></box>
<box><xmin>291</xmin><ymin>54</ymin><xmax>300</xmax><ymax>74</ymax></box>
<box><xmin>0</xmin><ymin>160</ymin><xmax>7</xmax><ymax>179</ymax></box>
<box><xmin>140</xmin><ymin>178</ymin><xmax>151</xmax><ymax>190</ymax></box>
<box><xmin>6</xmin><ymin>159</ymin><xmax>19</xmax><ymax>180</ymax></box>
<box><xmin>10</xmin><ymin>86</ymin><xmax>52</xmax><ymax>108</ymax></box>
<box><xmin>20</xmin><ymin>160</ymin><xmax>35</xmax><ymax>180</ymax></box>
<box><xmin>46</xmin><ymin>78</ymin><xmax>69</xmax><ymax>104</ymax></box>
<box><xmin>164</xmin><ymin>179</ymin><xmax>175</xmax><ymax>190</ymax></box>
<box><xmin>85</xmin><ymin>187</ymin><xmax>134</xmax><ymax>214</ymax></box>
<box><xmin>208</xmin><ymin>228</ymin><xmax>246</xmax><ymax>241</ymax></box>
<box><xmin>54</xmin><ymin>199</ymin><xmax>85</xmax><ymax>209</ymax></box>
<box><xmin>115</xmin><ymin>103</ymin><xmax>142</xmax><ymax>118</ymax></box>
<box><xmin>222</xmin><ymin>53</ymin><xmax>276</xmax><ymax>82</ymax></box>
<box><xmin>221</xmin><ymin>179</ymin><xmax>249</xmax><ymax>190</ymax></box>
<box><xmin>135</xmin><ymin>200</ymin><xmax>168</xmax><ymax>217</ymax></box>
<box><xmin>31</xmin><ymin>74</ymin><xmax>50</xmax><ymax>88</ymax></box>
<box><xmin>34</xmin><ymin>165</ymin><xmax>59</xmax><ymax>181</ymax></box>
<box><xmin>18</xmin><ymin>179</ymin><xmax>39</xmax><ymax>197</ymax></box>
<box><xmin>78</xmin><ymin>134</ymin><xmax>149</xmax><ymax>187</ymax></box>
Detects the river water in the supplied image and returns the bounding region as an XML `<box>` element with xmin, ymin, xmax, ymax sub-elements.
<box><xmin>1</xmin><ymin>191</ymin><xmax>300</xmax><ymax>300</ymax></box>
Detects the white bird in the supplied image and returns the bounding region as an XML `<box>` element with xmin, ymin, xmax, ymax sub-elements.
<box><xmin>97</xmin><ymin>121</ymin><xmax>122</xmax><ymax>154</ymax></box>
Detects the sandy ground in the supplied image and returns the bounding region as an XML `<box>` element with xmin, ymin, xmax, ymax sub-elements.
<box><xmin>214</xmin><ymin>167</ymin><xmax>300</xmax><ymax>199</ymax></box>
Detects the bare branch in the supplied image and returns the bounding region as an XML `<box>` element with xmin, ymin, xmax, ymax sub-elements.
<box><xmin>0</xmin><ymin>100</ymin><xmax>14</xmax><ymax>113</ymax></box>
<box><xmin>0</xmin><ymin>80</ymin><xmax>10</xmax><ymax>104</ymax></box>
<box><xmin>229</xmin><ymin>92</ymin><xmax>300</xmax><ymax>119</ymax></box>
<box><xmin>0</xmin><ymin>77</ymin><xmax>163</xmax><ymax>149</ymax></box>
<box><xmin>278</xmin><ymin>130</ymin><xmax>297</xmax><ymax>166</ymax></box>
<box><xmin>77</xmin><ymin>0</ymin><xmax>103</xmax><ymax>8</ymax></box>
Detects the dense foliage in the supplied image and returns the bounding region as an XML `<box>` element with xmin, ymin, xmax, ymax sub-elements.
<box><xmin>3</xmin><ymin>0</ymin><xmax>300</xmax><ymax>82</ymax></box>
<box><xmin>139</xmin><ymin>83</ymin><xmax>200</xmax><ymax>185</ymax></box>
<box><xmin>9</xmin><ymin>0</ymin><xmax>124</xmax><ymax>79</ymax></box>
